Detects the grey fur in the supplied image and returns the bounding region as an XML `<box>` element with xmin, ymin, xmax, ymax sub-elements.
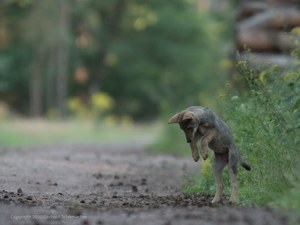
<box><xmin>168</xmin><ymin>106</ymin><xmax>251</xmax><ymax>203</ymax></box>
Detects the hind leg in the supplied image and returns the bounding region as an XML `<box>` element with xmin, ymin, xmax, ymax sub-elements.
<box><xmin>229</xmin><ymin>151</ymin><xmax>239</xmax><ymax>202</ymax></box>
<box><xmin>211</xmin><ymin>153</ymin><xmax>228</xmax><ymax>203</ymax></box>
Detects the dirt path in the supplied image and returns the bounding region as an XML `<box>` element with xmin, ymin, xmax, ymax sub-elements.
<box><xmin>0</xmin><ymin>142</ymin><xmax>295</xmax><ymax>225</ymax></box>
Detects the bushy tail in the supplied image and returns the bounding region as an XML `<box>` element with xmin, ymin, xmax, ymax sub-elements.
<box><xmin>239</xmin><ymin>156</ymin><xmax>251</xmax><ymax>171</ymax></box>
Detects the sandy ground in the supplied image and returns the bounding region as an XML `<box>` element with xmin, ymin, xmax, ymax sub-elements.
<box><xmin>0</xmin><ymin>142</ymin><xmax>297</xmax><ymax>225</ymax></box>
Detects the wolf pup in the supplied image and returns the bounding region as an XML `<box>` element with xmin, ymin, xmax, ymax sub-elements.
<box><xmin>168</xmin><ymin>106</ymin><xmax>251</xmax><ymax>203</ymax></box>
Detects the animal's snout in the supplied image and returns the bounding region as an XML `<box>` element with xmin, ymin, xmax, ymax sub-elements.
<box><xmin>185</xmin><ymin>134</ymin><xmax>193</xmax><ymax>143</ymax></box>
<box><xmin>184</xmin><ymin>130</ymin><xmax>194</xmax><ymax>144</ymax></box>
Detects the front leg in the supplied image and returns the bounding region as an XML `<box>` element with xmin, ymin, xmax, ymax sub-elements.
<box><xmin>201</xmin><ymin>128</ymin><xmax>217</xmax><ymax>160</ymax></box>
<box><xmin>189</xmin><ymin>135</ymin><xmax>201</xmax><ymax>162</ymax></box>
<box><xmin>190</xmin><ymin>141</ymin><xmax>199</xmax><ymax>162</ymax></box>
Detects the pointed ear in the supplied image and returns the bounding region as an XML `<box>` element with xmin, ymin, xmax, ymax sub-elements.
<box><xmin>182</xmin><ymin>111</ymin><xmax>196</xmax><ymax>121</ymax></box>
<box><xmin>168</xmin><ymin>112</ymin><xmax>184</xmax><ymax>124</ymax></box>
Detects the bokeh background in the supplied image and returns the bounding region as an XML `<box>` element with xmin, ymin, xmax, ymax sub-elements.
<box><xmin>0</xmin><ymin>0</ymin><xmax>230</xmax><ymax>122</ymax></box>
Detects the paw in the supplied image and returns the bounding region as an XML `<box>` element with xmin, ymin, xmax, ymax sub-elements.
<box><xmin>211</xmin><ymin>197</ymin><xmax>221</xmax><ymax>204</ymax></box>
<box><xmin>202</xmin><ymin>153</ymin><xmax>208</xmax><ymax>160</ymax></box>
<box><xmin>192</xmin><ymin>154</ymin><xmax>200</xmax><ymax>162</ymax></box>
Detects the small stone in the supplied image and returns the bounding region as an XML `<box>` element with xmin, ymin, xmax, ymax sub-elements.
<box><xmin>97</xmin><ymin>220</ymin><xmax>103</xmax><ymax>225</ymax></box>
<box><xmin>93</xmin><ymin>173</ymin><xmax>103</xmax><ymax>179</ymax></box>
<box><xmin>141</xmin><ymin>178</ymin><xmax>147</xmax><ymax>185</ymax></box>
<box><xmin>82</xmin><ymin>220</ymin><xmax>90</xmax><ymax>225</ymax></box>
<box><xmin>132</xmin><ymin>185</ymin><xmax>138</xmax><ymax>193</ymax></box>
<box><xmin>80</xmin><ymin>200</ymin><xmax>85</xmax><ymax>204</ymax></box>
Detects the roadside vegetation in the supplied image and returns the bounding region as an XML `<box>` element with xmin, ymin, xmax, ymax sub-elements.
<box><xmin>155</xmin><ymin>41</ymin><xmax>300</xmax><ymax>216</ymax></box>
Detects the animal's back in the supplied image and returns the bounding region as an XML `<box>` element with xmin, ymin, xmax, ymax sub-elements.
<box><xmin>193</xmin><ymin>106</ymin><xmax>234</xmax><ymax>152</ymax></box>
<box><xmin>187</xmin><ymin>106</ymin><xmax>216</xmax><ymax>125</ymax></box>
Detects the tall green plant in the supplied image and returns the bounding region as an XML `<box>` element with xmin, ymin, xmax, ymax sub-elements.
<box><xmin>222</xmin><ymin>58</ymin><xmax>300</xmax><ymax>204</ymax></box>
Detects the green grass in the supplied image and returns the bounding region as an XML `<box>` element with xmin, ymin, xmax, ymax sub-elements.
<box><xmin>0</xmin><ymin>119</ymin><xmax>161</xmax><ymax>147</ymax></box>
<box><xmin>222</xmin><ymin>60</ymin><xmax>300</xmax><ymax>205</ymax></box>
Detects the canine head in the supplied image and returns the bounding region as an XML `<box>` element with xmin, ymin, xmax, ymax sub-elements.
<box><xmin>168</xmin><ymin>110</ymin><xmax>199</xmax><ymax>143</ymax></box>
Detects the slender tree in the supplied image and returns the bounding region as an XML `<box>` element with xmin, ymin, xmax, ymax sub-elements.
<box><xmin>56</xmin><ymin>0</ymin><xmax>70</xmax><ymax>118</ymax></box>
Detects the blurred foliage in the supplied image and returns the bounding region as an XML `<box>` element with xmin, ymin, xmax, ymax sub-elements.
<box><xmin>67</xmin><ymin>91</ymin><xmax>134</xmax><ymax>125</ymax></box>
<box><xmin>0</xmin><ymin>0</ymin><xmax>230</xmax><ymax>120</ymax></box>
<box><xmin>68</xmin><ymin>91</ymin><xmax>115</xmax><ymax>119</ymax></box>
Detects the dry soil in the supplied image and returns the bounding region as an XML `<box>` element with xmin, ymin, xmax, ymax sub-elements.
<box><xmin>0</xmin><ymin>142</ymin><xmax>296</xmax><ymax>225</ymax></box>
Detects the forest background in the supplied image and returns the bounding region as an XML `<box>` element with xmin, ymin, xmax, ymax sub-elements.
<box><xmin>0</xmin><ymin>0</ymin><xmax>230</xmax><ymax>121</ymax></box>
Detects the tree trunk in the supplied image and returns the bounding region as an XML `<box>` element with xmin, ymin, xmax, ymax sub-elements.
<box><xmin>46</xmin><ymin>49</ymin><xmax>56</xmax><ymax>113</ymax></box>
<box><xmin>56</xmin><ymin>0</ymin><xmax>69</xmax><ymax>118</ymax></box>
<box><xmin>30</xmin><ymin>71</ymin><xmax>42</xmax><ymax>117</ymax></box>
<box><xmin>91</xmin><ymin>0</ymin><xmax>126</xmax><ymax>93</ymax></box>
<box><xmin>236</xmin><ymin>29</ymin><xmax>295</xmax><ymax>52</ymax></box>
<box><xmin>238</xmin><ymin>8</ymin><xmax>300</xmax><ymax>30</ymax></box>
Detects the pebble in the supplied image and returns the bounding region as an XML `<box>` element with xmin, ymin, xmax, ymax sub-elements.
<box><xmin>132</xmin><ymin>185</ymin><xmax>138</xmax><ymax>193</ymax></box>
<box><xmin>141</xmin><ymin>178</ymin><xmax>147</xmax><ymax>185</ymax></box>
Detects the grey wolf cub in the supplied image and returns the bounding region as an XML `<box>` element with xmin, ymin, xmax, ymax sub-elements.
<box><xmin>168</xmin><ymin>106</ymin><xmax>251</xmax><ymax>203</ymax></box>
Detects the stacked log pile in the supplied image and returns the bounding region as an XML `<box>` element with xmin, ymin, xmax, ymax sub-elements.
<box><xmin>235</xmin><ymin>0</ymin><xmax>300</xmax><ymax>68</ymax></box>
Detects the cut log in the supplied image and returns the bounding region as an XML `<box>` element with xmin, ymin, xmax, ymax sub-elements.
<box><xmin>238</xmin><ymin>8</ymin><xmax>300</xmax><ymax>30</ymax></box>
<box><xmin>266</xmin><ymin>0</ymin><xmax>299</xmax><ymax>4</ymax></box>
<box><xmin>236</xmin><ymin>29</ymin><xmax>295</xmax><ymax>52</ymax></box>
<box><xmin>237</xmin><ymin>1</ymin><xmax>269</xmax><ymax>20</ymax></box>
<box><xmin>238</xmin><ymin>52</ymin><xmax>297</xmax><ymax>68</ymax></box>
